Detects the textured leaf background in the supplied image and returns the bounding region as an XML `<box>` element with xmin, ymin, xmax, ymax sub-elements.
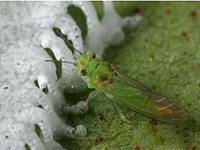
<box><xmin>1</xmin><ymin>1</ymin><xmax>199</xmax><ymax>150</ymax></box>
<box><xmin>62</xmin><ymin>2</ymin><xmax>200</xmax><ymax>150</ymax></box>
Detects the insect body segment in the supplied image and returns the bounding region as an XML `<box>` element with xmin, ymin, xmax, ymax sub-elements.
<box><xmin>76</xmin><ymin>51</ymin><xmax>115</xmax><ymax>89</ymax></box>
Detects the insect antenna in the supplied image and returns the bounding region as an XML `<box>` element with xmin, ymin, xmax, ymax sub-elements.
<box><xmin>45</xmin><ymin>60</ymin><xmax>76</xmax><ymax>66</ymax></box>
<box><xmin>53</xmin><ymin>28</ymin><xmax>83</xmax><ymax>55</ymax></box>
<box><xmin>65</xmin><ymin>39</ymin><xmax>83</xmax><ymax>55</ymax></box>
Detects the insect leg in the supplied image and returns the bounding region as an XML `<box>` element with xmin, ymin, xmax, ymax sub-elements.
<box><xmin>81</xmin><ymin>90</ymin><xmax>101</xmax><ymax>113</ymax></box>
<box><xmin>114</xmin><ymin>104</ymin><xmax>131</xmax><ymax>123</ymax></box>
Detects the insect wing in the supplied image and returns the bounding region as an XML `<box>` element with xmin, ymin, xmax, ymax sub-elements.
<box><xmin>103</xmin><ymin>66</ymin><xmax>189</xmax><ymax>124</ymax></box>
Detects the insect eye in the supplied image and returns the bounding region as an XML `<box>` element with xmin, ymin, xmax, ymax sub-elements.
<box><xmin>79</xmin><ymin>68</ymin><xmax>86</xmax><ymax>76</ymax></box>
<box><xmin>86</xmin><ymin>51</ymin><xmax>96</xmax><ymax>58</ymax></box>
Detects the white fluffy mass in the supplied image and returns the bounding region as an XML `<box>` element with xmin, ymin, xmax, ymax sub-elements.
<box><xmin>0</xmin><ymin>1</ymin><xmax>142</xmax><ymax>150</ymax></box>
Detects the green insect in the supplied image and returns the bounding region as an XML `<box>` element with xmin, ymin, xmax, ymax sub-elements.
<box><xmin>46</xmin><ymin>31</ymin><xmax>189</xmax><ymax>125</ymax></box>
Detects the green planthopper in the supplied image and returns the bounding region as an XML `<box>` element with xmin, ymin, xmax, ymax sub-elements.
<box><xmin>46</xmin><ymin>31</ymin><xmax>189</xmax><ymax>125</ymax></box>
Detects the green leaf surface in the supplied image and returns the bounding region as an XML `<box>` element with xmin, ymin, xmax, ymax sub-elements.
<box><xmin>62</xmin><ymin>2</ymin><xmax>200</xmax><ymax>150</ymax></box>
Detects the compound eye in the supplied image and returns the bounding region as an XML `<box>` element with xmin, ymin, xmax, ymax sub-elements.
<box><xmin>86</xmin><ymin>51</ymin><xmax>96</xmax><ymax>58</ymax></box>
<box><xmin>79</xmin><ymin>68</ymin><xmax>86</xmax><ymax>76</ymax></box>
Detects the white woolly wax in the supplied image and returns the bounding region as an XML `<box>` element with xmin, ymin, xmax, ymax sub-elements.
<box><xmin>0</xmin><ymin>1</ymin><xmax>142</xmax><ymax>150</ymax></box>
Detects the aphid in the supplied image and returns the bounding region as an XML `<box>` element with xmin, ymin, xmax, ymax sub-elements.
<box><xmin>46</xmin><ymin>30</ymin><xmax>189</xmax><ymax>125</ymax></box>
